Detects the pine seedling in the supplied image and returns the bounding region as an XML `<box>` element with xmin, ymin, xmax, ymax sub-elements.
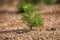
<box><xmin>23</xmin><ymin>4</ymin><xmax>43</xmax><ymax>30</ymax></box>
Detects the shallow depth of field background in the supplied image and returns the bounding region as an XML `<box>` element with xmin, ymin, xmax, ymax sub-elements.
<box><xmin>0</xmin><ymin>0</ymin><xmax>60</xmax><ymax>40</ymax></box>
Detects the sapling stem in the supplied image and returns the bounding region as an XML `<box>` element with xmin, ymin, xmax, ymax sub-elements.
<box><xmin>29</xmin><ymin>24</ymin><xmax>33</xmax><ymax>30</ymax></box>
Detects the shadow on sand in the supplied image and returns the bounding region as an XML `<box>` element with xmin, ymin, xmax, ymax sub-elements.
<box><xmin>0</xmin><ymin>29</ymin><xmax>35</xmax><ymax>34</ymax></box>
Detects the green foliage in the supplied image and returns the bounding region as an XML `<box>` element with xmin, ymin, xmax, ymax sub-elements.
<box><xmin>30</xmin><ymin>11</ymin><xmax>43</xmax><ymax>27</ymax></box>
<box><xmin>23</xmin><ymin>4</ymin><xmax>43</xmax><ymax>27</ymax></box>
<box><xmin>23</xmin><ymin>11</ymin><xmax>43</xmax><ymax>27</ymax></box>
<box><xmin>23</xmin><ymin>4</ymin><xmax>35</xmax><ymax>13</ymax></box>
